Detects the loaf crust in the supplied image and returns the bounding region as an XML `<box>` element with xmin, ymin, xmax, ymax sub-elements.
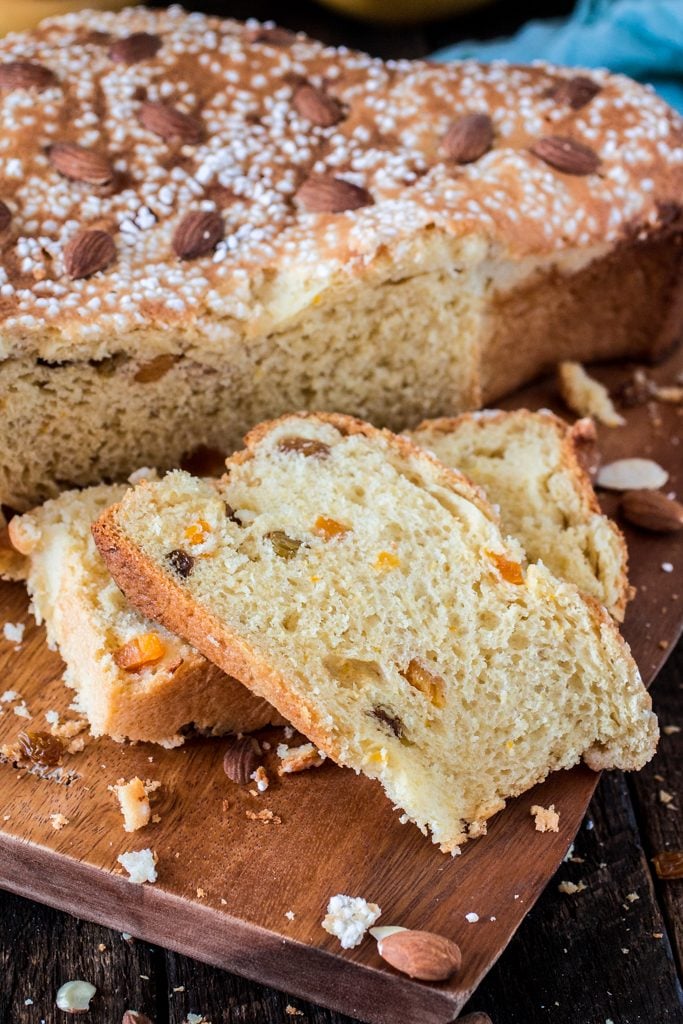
<box><xmin>92</xmin><ymin>412</ymin><xmax>657</xmax><ymax>850</ymax></box>
<box><xmin>0</xmin><ymin>8</ymin><xmax>682</xmax><ymax>507</ymax></box>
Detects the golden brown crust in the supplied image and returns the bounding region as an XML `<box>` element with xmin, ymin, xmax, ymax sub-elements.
<box><xmin>0</xmin><ymin>6</ymin><xmax>681</xmax><ymax>359</ymax></box>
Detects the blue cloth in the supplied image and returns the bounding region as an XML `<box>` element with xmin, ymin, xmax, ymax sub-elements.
<box><xmin>432</xmin><ymin>0</ymin><xmax>683</xmax><ymax>112</ymax></box>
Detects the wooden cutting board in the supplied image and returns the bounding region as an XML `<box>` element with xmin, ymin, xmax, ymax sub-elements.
<box><xmin>0</xmin><ymin>348</ymin><xmax>681</xmax><ymax>1024</ymax></box>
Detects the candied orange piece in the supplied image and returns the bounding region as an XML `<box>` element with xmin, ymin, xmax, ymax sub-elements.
<box><xmin>313</xmin><ymin>515</ymin><xmax>350</xmax><ymax>541</ymax></box>
<box><xmin>113</xmin><ymin>633</ymin><xmax>165</xmax><ymax>672</ymax></box>
<box><xmin>487</xmin><ymin>550</ymin><xmax>524</xmax><ymax>585</ymax></box>
<box><xmin>184</xmin><ymin>518</ymin><xmax>212</xmax><ymax>546</ymax></box>
<box><xmin>374</xmin><ymin>551</ymin><xmax>400</xmax><ymax>572</ymax></box>
<box><xmin>401</xmin><ymin>659</ymin><xmax>446</xmax><ymax>709</ymax></box>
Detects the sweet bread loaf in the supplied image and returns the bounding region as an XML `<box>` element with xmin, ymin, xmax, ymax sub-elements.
<box><xmin>0</xmin><ymin>7</ymin><xmax>681</xmax><ymax>509</ymax></box>
<box><xmin>9</xmin><ymin>482</ymin><xmax>283</xmax><ymax>745</ymax></box>
<box><xmin>409</xmin><ymin>410</ymin><xmax>628</xmax><ymax>618</ymax></box>
<box><xmin>92</xmin><ymin>412</ymin><xmax>657</xmax><ymax>851</ymax></box>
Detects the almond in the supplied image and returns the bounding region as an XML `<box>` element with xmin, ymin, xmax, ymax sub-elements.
<box><xmin>0</xmin><ymin>201</ymin><xmax>11</xmax><ymax>234</ymax></box>
<box><xmin>547</xmin><ymin>75</ymin><xmax>601</xmax><ymax>110</ymax></box>
<box><xmin>595</xmin><ymin>458</ymin><xmax>669</xmax><ymax>492</ymax></box>
<box><xmin>294</xmin><ymin>175</ymin><xmax>373</xmax><ymax>213</ymax></box>
<box><xmin>620</xmin><ymin>490</ymin><xmax>683</xmax><ymax>533</ymax></box>
<box><xmin>49</xmin><ymin>143</ymin><xmax>113</xmax><ymax>186</ymax></box>
<box><xmin>441</xmin><ymin>113</ymin><xmax>493</xmax><ymax>164</ymax></box>
<box><xmin>530</xmin><ymin>135</ymin><xmax>600</xmax><ymax>175</ymax></box>
<box><xmin>138</xmin><ymin>101</ymin><xmax>202</xmax><ymax>144</ymax></box>
<box><xmin>122</xmin><ymin>1012</ymin><xmax>154</xmax><ymax>1024</ymax></box>
<box><xmin>0</xmin><ymin>61</ymin><xmax>56</xmax><ymax>91</ymax></box>
<box><xmin>109</xmin><ymin>32</ymin><xmax>162</xmax><ymax>65</ymax></box>
<box><xmin>172</xmin><ymin>210</ymin><xmax>224</xmax><ymax>260</ymax></box>
<box><xmin>293</xmin><ymin>83</ymin><xmax>344</xmax><ymax>127</ymax></box>
<box><xmin>377</xmin><ymin>929</ymin><xmax>461</xmax><ymax>981</ymax></box>
<box><xmin>223</xmin><ymin>735</ymin><xmax>261</xmax><ymax>785</ymax></box>
<box><xmin>63</xmin><ymin>230</ymin><xmax>116</xmax><ymax>279</ymax></box>
<box><xmin>247</xmin><ymin>25</ymin><xmax>296</xmax><ymax>46</ymax></box>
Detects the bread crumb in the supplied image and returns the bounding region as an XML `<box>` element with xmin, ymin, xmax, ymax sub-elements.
<box><xmin>151</xmin><ymin>813</ymin><xmax>161</xmax><ymax>824</ymax></box>
<box><xmin>322</xmin><ymin>894</ymin><xmax>381</xmax><ymax>949</ymax></box>
<box><xmin>49</xmin><ymin>812</ymin><xmax>69</xmax><ymax>830</ymax></box>
<box><xmin>111</xmin><ymin>777</ymin><xmax>153</xmax><ymax>833</ymax></box>
<box><xmin>3</xmin><ymin>621</ymin><xmax>24</xmax><ymax>646</ymax></box>
<box><xmin>285</xmin><ymin>1007</ymin><xmax>304</xmax><ymax>1017</ymax></box>
<box><xmin>558</xmin><ymin>361</ymin><xmax>625</xmax><ymax>427</ymax></box>
<box><xmin>173</xmin><ymin>986</ymin><xmax>185</xmax><ymax>992</ymax></box>
<box><xmin>196</xmin><ymin>887</ymin><xmax>207</xmax><ymax>899</ymax></box>
<box><xmin>285</xmin><ymin>910</ymin><xmax>296</xmax><ymax>921</ymax></box>
<box><xmin>531</xmin><ymin>803</ymin><xmax>560</xmax><ymax>833</ymax></box>
<box><xmin>185</xmin><ymin>1014</ymin><xmax>210</xmax><ymax>1024</ymax></box>
<box><xmin>465</xmin><ymin>912</ymin><xmax>479</xmax><ymax>923</ymax></box>
<box><xmin>626</xmin><ymin>892</ymin><xmax>639</xmax><ymax>903</ymax></box>
<box><xmin>117</xmin><ymin>848</ymin><xmax>157</xmax><ymax>884</ymax></box>
<box><xmin>245</xmin><ymin>808</ymin><xmax>281</xmax><ymax>824</ymax></box>
<box><xmin>13</xmin><ymin>702</ymin><xmax>31</xmax><ymax>719</ymax></box>
<box><xmin>277</xmin><ymin>742</ymin><xmax>325</xmax><ymax>775</ymax></box>
<box><xmin>659</xmin><ymin>789</ymin><xmax>675</xmax><ymax>805</ymax></box>
<box><xmin>97</xmin><ymin>943</ymin><xmax>106</xmax><ymax>952</ymax></box>
<box><xmin>558</xmin><ymin>880</ymin><xmax>587</xmax><ymax>895</ymax></box>
<box><xmin>1</xmin><ymin>690</ymin><xmax>19</xmax><ymax>702</ymax></box>
<box><xmin>250</xmin><ymin>765</ymin><xmax>269</xmax><ymax>792</ymax></box>
<box><xmin>663</xmin><ymin>725</ymin><xmax>681</xmax><ymax>735</ymax></box>
<box><xmin>662</xmin><ymin>562</ymin><xmax>674</xmax><ymax>573</ymax></box>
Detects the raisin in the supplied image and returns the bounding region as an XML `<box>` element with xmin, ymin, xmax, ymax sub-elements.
<box><xmin>277</xmin><ymin>436</ymin><xmax>331</xmax><ymax>458</ymax></box>
<box><xmin>166</xmin><ymin>548</ymin><xmax>194</xmax><ymax>577</ymax></box>
<box><xmin>653</xmin><ymin>852</ymin><xmax>683</xmax><ymax>879</ymax></box>
<box><xmin>17</xmin><ymin>731</ymin><xmax>64</xmax><ymax>767</ymax></box>
<box><xmin>225</xmin><ymin>503</ymin><xmax>242</xmax><ymax>525</ymax></box>
<box><xmin>266</xmin><ymin>531</ymin><xmax>302</xmax><ymax>559</ymax></box>
<box><xmin>369</xmin><ymin>705</ymin><xmax>404</xmax><ymax>739</ymax></box>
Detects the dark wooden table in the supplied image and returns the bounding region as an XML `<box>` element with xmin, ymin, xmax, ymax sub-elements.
<box><xmin>2</xmin><ymin>2</ymin><xmax>682</xmax><ymax>1022</ymax></box>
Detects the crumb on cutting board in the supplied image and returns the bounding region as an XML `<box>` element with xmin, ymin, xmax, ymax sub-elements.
<box><xmin>531</xmin><ymin>803</ymin><xmax>560</xmax><ymax>833</ymax></box>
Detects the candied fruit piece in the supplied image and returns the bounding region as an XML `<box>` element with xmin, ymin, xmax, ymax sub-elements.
<box><xmin>374</xmin><ymin>551</ymin><xmax>401</xmax><ymax>572</ymax></box>
<box><xmin>401</xmin><ymin>659</ymin><xmax>446</xmax><ymax>709</ymax></box>
<box><xmin>166</xmin><ymin>548</ymin><xmax>194</xmax><ymax>577</ymax></box>
<box><xmin>277</xmin><ymin>436</ymin><xmax>331</xmax><ymax>458</ymax></box>
<box><xmin>487</xmin><ymin>550</ymin><xmax>524</xmax><ymax>584</ymax></box>
<box><xmin>313</xmin><ymin>515</ymin><xmax>350</xmax><ymax>540</ymax></box>
<box><xmin>266</xmin><ymin>530</ymin><xmax>302</xmax><ymax>559</ymax></box>
<box><xmin>184</xmin><ymin>518</ymin><xmax>212</xmax><ymax>546</ymax></box>
<box><xmin>114</xmin><ymin>633</ymin><xmax>165</xmax><ymax>672</ymax></box>
<box><xmin>369</xmin><ymin>705</ymin><xmax>404</xmax><ymax>739</ymax></box>
<box><xmin>17</xmin><ymin>730</ymin><xmax>64</xmax><ymax>767</ymax></box>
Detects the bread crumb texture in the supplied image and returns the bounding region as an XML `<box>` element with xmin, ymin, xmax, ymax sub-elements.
<box><xmin>95</xmin><ymin>413</ymin><xmax>658</xmax><ymax>852</ymax></box>
<box><xmin>531</xmin><ymin>803</ymin><xmax>560</xmax><ymax>832</ymax></box>
<box><xmin>322</xmin><ymin>894</ymin><xmax>382</xmax><ymax>949</ymax></box>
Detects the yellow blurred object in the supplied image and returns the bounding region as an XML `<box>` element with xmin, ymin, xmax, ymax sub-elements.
<box><xmin>315</xmin><ymin>0</ymin><xmax>492</xmax><ymax>24</ymax></box>
<box><xmin>0</xmin><ymin>0</ymin><xmax>133</xmax><ymax>36</ymax></box>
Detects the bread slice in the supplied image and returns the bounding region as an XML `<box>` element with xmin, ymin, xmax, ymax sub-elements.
<box><xmin>9</xmin><ymin>483</ymin><xmax>283</xmax><ymax>746</ymax></box>
<box><xmin>409</xmin><ymin>410</ymin><xmax>629</xmax><ymax>619</ymax></box>
<box><xmin>92</xmin><ymin>413</ymin><xmax>657</xmax><ymax>851</ymax></box>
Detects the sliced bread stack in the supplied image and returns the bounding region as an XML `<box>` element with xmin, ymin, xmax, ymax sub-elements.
<box><xmin>92</xmin><ymin>412</ymin><xmax>657</xmax><ymax>851</ymax></box>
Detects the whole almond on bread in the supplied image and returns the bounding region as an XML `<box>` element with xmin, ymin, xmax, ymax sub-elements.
<box><xmin>0</xmin><ymin>60</ymin><xmax>56</xmax><ymax>90</ymax></box>
<box><xmin>49</xmin><ymin>143</ymin><xmax>113</xmax><ymax>186</ymax></box>
<box><xmin>441</xmin><ymin>113</ymin><xmax>493</xmax><ymax>164</ymax></box>
<box><xmin>377</xmin><ymin>929</ymin><xmax>461</xmax><ymax>981</ymax></box>
<box><xmin>620</xmin><ymin>490</ymin><xmax>683</xmax><ymax>532</ymax></box>
<box><xmin>63</xmin><ymin>230</ymin><xmax>116</xmax><ymax>279</ymax></box>
<box><xmin>294</xmin><ymin>175</ymin><xmax>373</xmax><ymax>213</ymax></box>
<box><xmin>530</xmin><ymin>135</ymin><xmax>600</xmax><ymax>175</ymax></box>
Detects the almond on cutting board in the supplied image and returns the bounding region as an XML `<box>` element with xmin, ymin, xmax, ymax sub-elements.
<box><xmin>620</xmin><ymin>491</ymin><xmax>683</xmax><ymax>532</ymax></box>
<box><xmin>376</xmin><ymin>928</ymin><xmax>462</xmax><ymax>981</ymax></box>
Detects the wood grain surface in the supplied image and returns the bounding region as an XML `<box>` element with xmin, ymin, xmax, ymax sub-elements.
<box><xmin>0</xmin><ymin>346</ymin><xmax>681</xmax><ymax>1024</ymax></box>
